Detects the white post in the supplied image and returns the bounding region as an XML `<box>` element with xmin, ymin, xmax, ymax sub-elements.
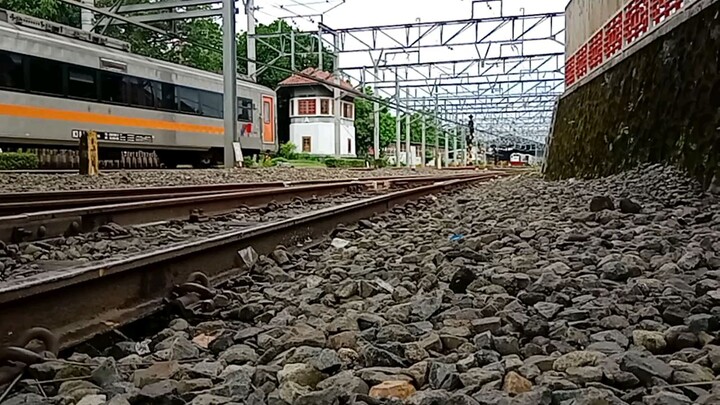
<box><xmin>81</xmin><ymin>0</ymin><xmax>94</xmax><ymax>31</ymax></box>
<box><xmin>223</xmin><ymin>0</ymin><xmax>239</xmax><ymax>168</ymax></box>
<box><xmin>246</xmin><ymin>0</ymin><xmax>256</xmax><ymax>81</ymax></box>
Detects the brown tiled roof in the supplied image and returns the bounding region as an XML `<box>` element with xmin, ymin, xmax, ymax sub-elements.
<box><xmin>277</xmin><ymin>67</ymin><xmax>356</xmax><ymax>93</ymax></box>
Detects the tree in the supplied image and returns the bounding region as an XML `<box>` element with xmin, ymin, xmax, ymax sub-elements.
<box><xmin>354</xmin><ymin>87</ymin><xmax>398</xmax><ymax>157</ymax></box>
<box><xmin>236</xmin><ymin>19</ymin><xmax>333</xmax><ymax>89</ymax></box>
<box><xmin>0</xmin><ymin>0</ymin><xmax>79</xmax><ymax>25</ymax></box>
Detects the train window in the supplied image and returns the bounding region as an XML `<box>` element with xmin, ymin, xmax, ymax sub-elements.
<box><xmin>28</xmin><ymin>57</ymin><xmax>63</xmax><ymax>96</ymax></box>
<box><xmin>177</xmin><ymin>86</ymin><xmax>200</xmax><ymax>114</ymax></box>
<box><xmin>200</xmin><ymin>91</ymin><xmax>222</xmax><ymax>119</ymax></box>
<box><xmin>263</xmin><ymin>100</ymin><xmax>271</xmax><ymax>124</ymax></box>
<box><xmin>127</xmin><ymin>77</ymin><xmax>154</xmax><ymax>108</ymax></box>
<box><xmin>0</xmin><ymin>51</ymin><xmax>25</xmax><ymax>90</ymax></box>
<box><xmin>101</xmin><ymin>71</ymin><xmax>127</xmax><ymax>104</ymax></box>
<box><xmin>238</xmin><ymin>97</ymin><xmax>253</xmax><ymax>121</ymax></box>
<box><xmin>160</xmin><ymin>83</ymin><xmax>177</xmax><ymax>111</ymax></box>
<box><xmin>146</xmin><ymin>81</ymin><xmax>163</xmax><ymax>109</ymax></box>
<box><xmin>67</xmin><ymin>66</ymin><xmax>97</xmax><ymax>100</ymax></box>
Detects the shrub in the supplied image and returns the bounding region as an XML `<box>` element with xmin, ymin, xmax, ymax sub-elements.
<box><xmin>0</xmin><ymin>152</ymin><xmax>39</xmax><ymax>170</ymax></box>
<box><xmin>296</xmin><ymin>153</ymin><xmax>326</xmax><ymax>162</ymax></box>
<box><xmin>242</xmin><ymin>156</ymin><xmax>256</xmax><ymax>168</ymax></box>
<box><xmin>278</xmin><ymin>142</ymin><xmax>298</xmax><ymax>160</ymax></box>
<box><xmin>324</xmin><ymin>158</ymin><xmax>367</xmax><ymax>168</ymax></box>
<box><xmin>261</xmin><ymin>155</ymin><xmax>275</xmax><ymax>167</ymax></box>
<box><xmin>370</xmin><ymin>157</ymin><xmax>390</xmax><ymax>168</ymax></box>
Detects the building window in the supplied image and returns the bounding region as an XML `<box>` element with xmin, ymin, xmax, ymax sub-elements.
<box><xmin>320</xmin><ymin>99</ymin><xmax>330</xmax><ymax>115</ymax></box>
<box><xmin>302</xmin><ymin>136</ymin><xmax>311</xmax><ymax>152</ymax></box>
<box><xmin>347</xmin><ymin>138</ymin><xmax>352</xmax><ymax>154</ymax></box>
<box><xmin>298</xmin><ymin>98</ymin><xmax>316</xmax><ymax>115</ymax></box>
<box><xmin>342</xmin><ymin>102</ymin><xmax>354</xmax><ymax>119</ymax></box>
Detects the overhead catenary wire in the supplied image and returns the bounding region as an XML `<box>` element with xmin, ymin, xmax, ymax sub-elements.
<box><xmin>57</xmin><ymin>0</ymin><xmax>478</xmax><ymax>130</ymax></box>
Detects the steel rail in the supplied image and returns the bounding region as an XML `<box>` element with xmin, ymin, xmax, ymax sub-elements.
<box><xmin>0</xmin><ymin>173</ymin><xmax>481</xmax><ymax>210</ymax></box>
<box><xmin>0</xmin><ymin>173</ymin><xmax>507</xmax><ymax>350</ymax></box>
<box><xmin>0</xmin><ymin>173</ymin><xmax>501</xmax><ymax>243</ymax></box>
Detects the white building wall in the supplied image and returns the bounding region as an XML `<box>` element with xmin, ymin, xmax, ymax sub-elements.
<box><xmin>341</xmin><ymin>121</ymin><xmax>356</xmax><ymax>156</ymax></box>
<box><xmin>287</xmin><ymin>96</ymin><xmax>357</xmax><ymax>157</ymax></box>
<box><xmin>290</xmin><ymin>122</ymin><xmax>335</xmax><ymax>156</ymax></box>
<box><xmin>289</xmin><ymin>121</ymin><xmax>357</xmax><ymax>157</ymax></box>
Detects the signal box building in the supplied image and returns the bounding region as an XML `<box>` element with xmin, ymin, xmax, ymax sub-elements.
<box><xmin>276</xmin><ymin>68</ymin><xmax>357</xmax><ymax>157</ymax></box>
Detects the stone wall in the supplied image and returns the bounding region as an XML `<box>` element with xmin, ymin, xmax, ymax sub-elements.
<box><xmin>545</xmin><ymin>0</ymin><xmax>720</xmax><ymax>187</ymax></box>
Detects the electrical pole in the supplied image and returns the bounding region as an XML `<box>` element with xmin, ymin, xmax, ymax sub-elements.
<box><xmin>405</xmin><ymin>103</ymin><xmax>411</xmax><ymax>167</ymax></box>
<box><xmin>395</xmin><ymin>71</ymin><xmax>401</xmax><ymax>167</ymax></box>
<box><xmin>333</xmin><ymin>34</ymin><xmax>342</xmax><ymax>157</ymax></box>
<box><xmin>81</xmin><ymin>0</ymin><xmax>94</xmax><ymax>31</ymax></box>
<box><xmin>421</xmin><ymin>110</ymin><xmax>426</xmax><ymax>168</ymax></box>
<box><xmin>318</xmin><ymin>27</ymin><xmax>323</xmax><ymax>68</ymax></box>
<box><xmin>434</xmin><ymin>91</ymin><xmax>440</xmax><ymax>169</ymax></box>
<box><xmin>373</xmin><ymin>65</ymin><xmax>380</xmax><ymax>161</ymax></box>
<box><xmin>290</xmin><ymin>30</ymin><xmax>296</xmax><ymax>71</ymax></box>
<box><xmin>453</xmin><ymin>127</ymin><xmax>458</xmax><ymax>165</ymax></box>
<box><xmin>223</xmin><ymin>0</ymin><xmax>238</xmax><ymax>168</ymax></box>
<box><xmin>246</xmin><ymin>0</ymin><xmax>256</xmax><ymax>81</ymax></box>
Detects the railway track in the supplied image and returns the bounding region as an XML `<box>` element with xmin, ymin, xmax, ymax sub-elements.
<box><xmin>0</xmin><ymin>173</ymin><xmax>491</xmax><ymax>244</ymax></box>
<box><xmin>0</xmin><ymin>171</ymin><xmax>509</xmax><ymax>386</ymax></box>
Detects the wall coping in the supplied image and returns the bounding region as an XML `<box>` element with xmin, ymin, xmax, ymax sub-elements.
<box><xmin>562</xmin><ymin>0</ymin><xmax>717</xmax><ymax>100</ymax></box>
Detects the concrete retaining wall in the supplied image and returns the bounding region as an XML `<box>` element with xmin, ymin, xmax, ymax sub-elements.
<box><xmin>546</xmin><ymin>0</ymin><xmax>720</xmax><ymax>186</ymax></box>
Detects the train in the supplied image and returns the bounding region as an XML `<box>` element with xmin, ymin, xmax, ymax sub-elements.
<box><xmin>0</xmin><ymin>9</ymin><xmax>278</xmax><ymax>168</ymax></box>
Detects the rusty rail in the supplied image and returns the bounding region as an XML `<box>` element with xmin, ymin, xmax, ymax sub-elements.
<box><xmin>0</xmin><ymin>173</ymin><xmax>499</xmax><ymax>244</ymax></box>
<box><xmin>0</xmin><ymin>173</ymin><xmax>482</xmax><ymax>214</ymax></box>
<box><xmin>0</xmin><ymin>173</ymin><xmax>506</xmax><ymax>352</ymax></box>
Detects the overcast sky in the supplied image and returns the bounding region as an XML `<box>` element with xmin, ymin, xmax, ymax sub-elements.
<box><xmin>250</xmin><ymin>0</ymin><xmax>570</xmax><ymax>29</ymax></box>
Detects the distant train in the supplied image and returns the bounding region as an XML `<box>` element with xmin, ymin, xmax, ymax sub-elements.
<box><xmin>509</xmin><ymin>152</ymin><xmax>538</xmax><ymax>167</ymax></box>
<box><xmin>0</xmin><ymin>9</ymin><xmax>278</xmax><ymax>168</ymax></box>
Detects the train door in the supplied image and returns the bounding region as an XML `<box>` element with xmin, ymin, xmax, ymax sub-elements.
<box><xmin>262</xmin><ymin>95</ymin><xmax>275</xmax><ymax>144</ymax></box>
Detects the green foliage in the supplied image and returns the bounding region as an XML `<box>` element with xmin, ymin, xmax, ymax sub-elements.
<box><xmin>354</xmin><ymin>87</ymin><xmax>443</xmax><ymax>157</ymax></box>
<box><xmin>243</xmin><ymin>156</ymin><xmax>257</xmax><ymax>168</ymax></box>
<box><xmin>0</xmin><ymin>0</ymin><xmax>79</xmax><ymax>25</ymax></box>
<box><xmin>354</xmin><ymin>87</ymin><xmax>398</xmax><ymax>156</ymax></box>
<box><xmin>278</xmin><ymin>142</ymin><xmax>298</xmax><ymax>160</ymax></box>
<box><xmin>237</xmin><ymin>20</ymin><xmax>334</xmax><ymax>89</ymax></box>
<box><xmin>324</xmin><ymin>157</ymin><xmax>366</xmax><ymax>168</ymax></box>
<box><xmin>369</xmin><ymin>156</ymin><xmax>390</xmax><ymax>168</ymax></box>
<box><xmin>260</xmin><ymin>155</ymin><xmax>275</xmax><ymax>167</ymax></box>
<box><xmin>0</xmin><ymin>152</ymin><xmax>39</xmax><ymax>170</ymax></box>
<box><xmin>295</xmin><ymin>153</ymin><xmax>326</xmax><ymax>162</ymax></box>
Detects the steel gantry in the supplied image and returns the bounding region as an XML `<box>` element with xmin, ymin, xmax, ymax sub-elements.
<box><xmin>314</xmin><ymin>1</ymin><xmax>565</xmax><ymax>162</ymax></box>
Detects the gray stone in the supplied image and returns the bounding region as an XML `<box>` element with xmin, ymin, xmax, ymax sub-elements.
<box><xmin>429</xmin><ymin>361</ymin><xmax>462</xmax><ymax>390</ymax></box>
<box><xmin>619</xmin><ymin>351</ymin><xmax>673</xmax><ymax>383</ymax></box>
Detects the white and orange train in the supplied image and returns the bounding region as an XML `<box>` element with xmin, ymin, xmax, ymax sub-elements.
<box><xmin>0</xmin><ymin>9</ymin><xmax>278</xmax><ymax>167</ymax></box>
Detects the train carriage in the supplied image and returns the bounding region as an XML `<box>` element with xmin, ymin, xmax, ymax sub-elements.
<box><xmin>0</xmin><ymin>10</ymin><xmax>278</xmax><ymax>168</ymax></box>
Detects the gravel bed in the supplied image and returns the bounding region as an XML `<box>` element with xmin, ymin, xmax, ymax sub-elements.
<box><xmin>0</xmin><ymin>167</ymin><xmax>455</xmax><ymax>193</ymax></box>
<box><xmin>0</xmin><ymin>191</ymin><xmax>377</xmax><ymax>283</ymax></box>
<box><xmin>5</xmin><ymin>163</ymin><xmax>720</xmax><ymax>405</ymax></box>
